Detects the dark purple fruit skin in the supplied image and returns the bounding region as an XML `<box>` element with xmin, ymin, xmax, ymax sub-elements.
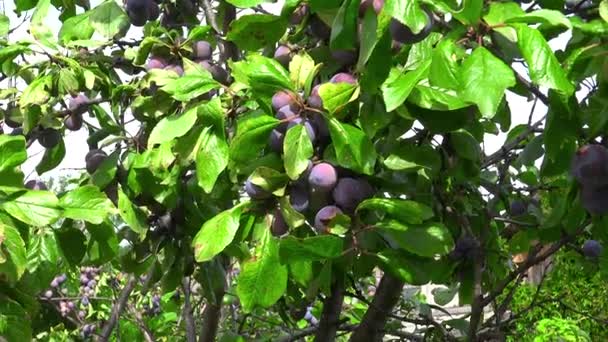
<box><xmin>64</xmin><ymin>114</ymin><xmax>83</xmax><ymax>131</ymax></box>
<box><xmin>289</xmin><ymin>4</ymin><xmax>309</xmax><ymax>25</ymax></box>
<box><xmin>330</xmin><ymin>73</ymin><xmax>357</xmax><ymax>85</ymax></box>
<box><xmin>245</xmin><ymin>178</ymin><xmax>272</xmax><ymax>200</ymax></box>
<box><xmin>582</xmin><ymin>239</ymin><xmax>603</xmax><ymax>258</ymax></box>
<box><xmin>289</xmin><ymin>185</ymin><xmax>309</xmax><ymax>213</ymax></box>
<box><xmin>146</xmin><ymin>56</ymin><xmax>167</xmax><ymax>70</ymax></box>
<box><xmin>276</xmin><ymin>104</ymin><xmax>299</xmax><ymax>132</ymax></box>
<box><xmin>38</xmin><ymin>128</ymin><xmax>61</xmax><ymax>148</ymax></box>
<box><xmin>332</xmin><ymin>177</ymin><xmax>374</xmax><ymax>213</ymax></box>
<box><xmin>389</xmin><ymin>9</ymin><xmax>434</xmax><ymax>44</ymax></box>
<box><xmin>450</xmin><ymin>236</ymin><xmax>478</xmax><ymax>260</ymax></box>
<box><xmin>210</xmin><ymin>65</ymin><xmax>229</xmax><ymax>85</ymax></box>
<box><xmin>68</xmin><ymin>94</ymin><xmax>89</xmax><ymax>115</ymax></box>
<box><xmin>580</xmin><ymin>185</ymin><xmax>608</xmax><ymax>216</ymax></box>
<box><xmin>571</xmin><ymin>144</ymin><xmax>608</xmax><ymax>189</ymax></box>
<box><xmin>309</xmin><ymin>112</ymin><xmax>330</xmax><ymax>143</ymax></box>
<box><xmin>25</xmin><ymin>179</ymin><xmax>48</xmax><ymax>191</ymax></box>
<box><xmin>147</xmin><ymin>1</ymin><xmax>160</xmax><ymax>20</ymax></box>
<box><xmin>85</xmin><ymin>149</ymin><xmax>108</xmax><ymax>174</ymax></box>
<box><xmin>268</xmin><ymin>129</ymin><xmax>284</xmax><ymax>154</ymax></box>
<box><xmin>307</xmin><ymin>85</ymin><xmax>323</xmax><ymax>109</ymax></box>
<box><xmin>271</xmin><ymin>209</ymin><xmax>289</xmax><ymax>237</ymax></box>
<box><xmin>509</xmin><ymin>200</ymin><xmax>526</xmax><ymax>217</ymax></box>
<box><xmin>193</xmin><ymin>41</ymin><xmax>212</xmax><ymax>60</ymax></box>
<box><xmin>314</xmin><ymin>205</ymin><xmax>343</xmax><ymax>233</ymax></box>
<box><xmin>126</xmin><ymin>0</ymin><xmax>149</xmax><ymax>26</ymax></box>
<box><xmin>331</xmin><ymin>50</ymin><xmax>357</xmax><ymax>66</ymax></box>
<box><xmin>309</xmin><ymin>15</ymin><xmax>331</xmax><ymax>40</ymax></box>
<box><xmin>274</xmin><ymin>45</ymin><xmax>292</xmax><ymax>69</ymax></box>
<box><xmin>308</xmin><ymin>163</ymin><xmax>338</xmax><ymax>192</ymax></box>
<box><xmin>272</xmin><ymin>91</ymin><xmax>298</xmax><ymax>111</ymax></box>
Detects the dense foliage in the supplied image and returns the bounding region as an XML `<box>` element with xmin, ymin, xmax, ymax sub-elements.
<box><xmin>0</xmin><ymin>0</ymin><xmax>607</xmax><ymax>341</ymax></box>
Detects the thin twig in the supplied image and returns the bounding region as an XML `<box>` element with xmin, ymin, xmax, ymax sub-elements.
<box><xmin>98</xmin><ymin>276</ymin><xmax>137</xmax><ymax>341</ymax></box>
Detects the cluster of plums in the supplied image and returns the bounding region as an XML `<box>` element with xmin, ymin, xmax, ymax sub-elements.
<box><xmin>125</xmin><ymin>0</ymin><xmax>160</xmax><ymax>27</ymax></box>
<box><xmin>245</xmin><ymin>73</ymin><xmax>374</xmax><ymax>236</ymax></box>
<box><xmin>79</xmin><ymin>266</ymin><xmax>100</xmax><ymax>309</ymax></box>
<box><xmin>143</xmin><ymin>294</ymin><xmax>162</xmax><ymax>316</ymax></box>
<box><xmin>146</xmin><ymin>39</ymin><xmax>228</xmax><ymax>86</ymax></box>
<box><xmin>571</xmin><ymin>144</ymin><xmax>608</xmax><ymax>215</ymax></box>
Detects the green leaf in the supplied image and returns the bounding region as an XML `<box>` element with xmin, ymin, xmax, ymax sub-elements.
<box><xmin>117</xmin><ymin>187</ymin><xmax>148</xmax><ymax>240</ymax></box>
<box><xmin>601</xmin><ymin>1</ymin><xmax>608</xmax><ymax>23</ymax></box>
<box><xmin>196</xmin><ymin>127</ymin><xmax>229</xmax><ymax>193</ymax></box>
<box><xmin>227</xmin><ymin>14</ymin><xmax>287</xmax><ymax>51</ymax></box>
<box><xmin>19</xmin><ymin>76</ymin><xmax>51</xmax><ymax>107</ymax></box>
<box><xmin>318</xmin><ymin>82</ymin><xmax>360</xmax><ymax>114</ymax></box>
<box><xmin>0</xmin><ymin>224</ymin><xmax>27</xmax><ymax>279</ymax></box>
<box><xmin>383</xmin><ymin>144</ymin><xmax>441</xmax><ymax>176</ymax></box>
<box><xmin>57</xmin><ymin>69</ymin><xmax>80</xmax><ymax>95</ymax></box>
<box><xmin>384</xmin><ymin>0</ymin><xmax>428</xmax><ymax>34</ymax></box>
<box><xmin>289</xmin><ymin>52</ymin><xmax>316</xmax><ymax>90</ymax></box>
<box><xmin>357</xmin><ymin>198</ymin><xmax>434</xmax><ymax>224</ymax></box>
<box><xmin>161</xmin><ymin>60</ymin><xmax>221</xmax><ymax>102</ymax></box>
<box><xmin>278</xmin><ymin>235</ymin><xmax>344</xmax><ymax>263</ymax></box>
<box><xmin>36</xmin><ymin>137</ymin><xmax>65</xmax><ymax>175</ymax></box>
<box><xmin>54</xmin><ymin>226</ymin><xmax>86</xmax><ymax>266</ymax></box>
<box><xmin>459</xmin><ymin>47</ymin><xmax>515</xmax><ymax>118</ymax></box>
<box><xmin>0</xmin><ymin>187</ymin><xmax>61</xmax><ymax>226</ymax></box>
<box><xmin>192</xmin><ymin>202</ymin><xmax>249</xmax><ymax>262</ymax></box>
<box><xmin>230</xmin><ymin>113</ymin><xmax>279</xmax><ymax>163</ymax></box>
<box><xmin>236</xmin><ymin>230</ymin><xmax>288</xmax><ymax>312</ymax></box>
<box><xmin>513</xmin><ymin>24</ymin><xmax>574</xmax><ymax>95</ymax></box>
<box><xmin>0</xmin><ymin>298</ymin><xmax>31</xmax><ymax>341</ymax></box>
<box><xmin>283</xmin><ymin>125</ymin><xmax>314</xmax><ymax>180</ymax></box>
<box><xmin>249</xmin><ymin>167</ymin><xmax>289</xmax><ymax>195</ymax></box>
<box><xmin>30</xmin><ymin>0</ymin><xmax>57</xmax><ymax>49</ymax></box>
<box><xmin>225</xmin><ymin>0</ymin><xmax>267</xmax><ymax>7</ymax></box>
<box><xmin>0</xmin><ymin>15</ymin><xmax>9</xmax><ymax>38</ymax></box>
<box><xmin>329</xmin><ymin>0</ymin><xmax>359</xmax><ymax>51</ymax></box>
<box><xmin>0</xmin><ymin>136</ymin><xmax>27</xmax><ymax>173</ymax></box>
<box><xmin>483</xmin><ymin>2</ymin><xmax>525</xmax><ymax>26</ymax></box>
<box><xmin>506</xmin><ymin>9</ymin><xmax>572</xmax><ymax>29</ymax></box>
<box><xmin>59</xmin><ymin>12</ymin><xmax>94</xmax><ymax>44</ymax></box>
<box><xmin>357</xmin><ymin>5</ymin><xmax>380</xmax><ymax>69</ymax></box>
<box><xmin>231</xmin><ymin>55</ymin><xmax>293</xmax><ymax>96</ymax></box>
<box><xmin>376</xmin><ymin>249</ymin><xmax>453</xmax><ymax>285</ymax></box>
<box><xmin>381</xmin><ymin>60</ymin><xmax>431</xmax><ymax>112</ymax></box>
<box><xmin>378</xmin><ymin>220</ymin><xmax>455</xmax><ymax>257</ymax></box>
<box><xmin>278</xmin><ymin>196</ymin><xmax>305</xmax><ymax>229</ymax></box>
<box><xmin>327</xmin><ymin>118</ymin><xmax>377</xmax><ymax>175</ymax></box>
<box><xmin>89</xmin><ymin>0</ymin><xmax>129</xmax><ymax>39</ymax></box>
<box><xmin>91</xmin><ymin>150</ymin><xmax>119</xmax><ymax>190</ymax></box>
<box><xmin>451</xmin><ymin>129</ymin><xmax>481</xmax><ymax>161</ymax></box>
<box><xmin>86</xmin><ymin>221</ymin><xmax>119</xmax><ymax>264</ymax></box>
<box><xmin>148</xmin><ymin>107</ymin><xmax>198</xmax><ymax>148</ymax></box>
<box><xmin>452</xmin><ymin>0</ymin><xmax>483</xmax><ymax>25</ymax></box>
<box><xmin>429</xmin><ymin>39</ymin><xmax>462</xmax><ymax>90</ymax></box>
<box><xmin>60</xmin><ymin>185</ymin><xmax>115</xmax><ymax>224</ymax></box>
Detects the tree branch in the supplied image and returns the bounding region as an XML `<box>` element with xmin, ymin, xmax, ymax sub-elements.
<box><xmin>314</xmin><ymin>276</ymin><xmax>345</xmax><ymax>342</ymax></box>
<box><xmin>98</xmin><ymin>276</ymin><xmax>137</xmax><ymax>341</ymax></box>
<box><xmin>181</xmin><ymin>278</ymin><xmax>197</xmax><ymax>342</ymax></box>
<box><xmin>349</xmin><ymin>273</ymin><xmax>404</xmax><ymax>342</ymax></box>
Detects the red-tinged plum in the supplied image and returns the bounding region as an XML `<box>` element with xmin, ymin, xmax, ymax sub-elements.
<box><xmin>245</xmin><ymin>178</ymin><xmax>272</xmax><ymax>200</ymax></box>
<box><xmin>165</xmin><ymin>64</ymin><xmax>184</xmax><ymax>76</ymax></box>
<box><xmin>309</xmin><ymin>15</ymin><xmax>331</xmax><ymax>40</ymax></box>
<box><xmin>68</xmin><ymin>94</ymin><xmax>89</xmax><ymax>115</ymax></box>
<box><xmin>276</xmin><ymin>104</ymin><xmax>299</xmax><ymax>132</ymax></box>
<box><xmin>359</xmin><ymin>0</ymin><xmax>384</xmax><ymax>17</ymax></box>
<box><xmin>85</xmin><ymin>149</ymin><xmax>108</xmax><ymax>174</ymax></box>
<box><xmin>289</xmin><ymin>4</ymin><xmax>309</xmax><ymax>25</ymax></box>
<box><xmin>147</xmin><ymin>1</ymin><xmax>160</xmax><ymax>20</ymax></box>
<box><xmin>509</xmin><ymin>200</ymin><xmax>526</xmax><ymax>217</ymax></box>
<box><xmin>308</xmin><ymin>163</ymin><xmax>338</xmax><ymax>191</ymax></box>
<box><xmin>193</xmin><ymin>41</ymin><xmax>212</xmax><ymax>60</ymax></box>
<box><xmin>126</xmin><ymin>0</ymin><xmax>149</xmax><ymax>26</ymax></box>
<box><xmin>268</xmin><ymin>129</ymin><xmax>284</xmax><ymax>154</ymax></box>
<box><xmin>389</xmin><ymin>9</ymin><xmax>434</xmax><ymax>44</ymax></box>
<box><xmin>331</xmin><ymin>50</ymin><xmax>357</xmax><ymax>66</ymax></box>
<box><xmin>330</xmin><ymin>72</ymin><xmax>357</xmax><ymax>85</ymax></box>
<box><xmin>25</xmin><ymin>179</ymin><xmax>48</xmax><ymax>191</ymax></box>
<box><xmin>146</xmin><ymin>56</ymin><xmax>167</xmax><ymax>70</ymax></box>
<box><xmin>307</xmin><ymin>85</ymin><xmax>323</xmax><ymax>109</ymax></box>
<box><xmin>289</xmin><ymin>185</ymin><xmax>309</xmax><ymax>212</ymax></box>
<box><xmin>314</xmin><ymin>205</ymin><xmax>343</xmax><ymax>233</ymax></box>
<box><xmin>38</xmin><ymin>128</ymin><xmax>61</xmax><ymax>148</ymax></box>
<box><xmin>332</xmin><ymin>177</ymin><xmax>374</xmax><ymax>213</ymax></box>
<box><xmin>271</xmin><ymin>209</ymin><xmax>289</xmax><ymax>237</ymax></box>
<box><xmin>272</xmin><ymin>90</ymin><xmax>298</xmax><ymax>111</ymax></box>
<box><xmin>64</xmin><ymin>114</ymin><xmax>83</xmax><ymax>131</ymax></box>
<box><xmin>580</xmin><ymin>185</ymin><xmax>608</xmax><ymax>216</ymax></box>
<box><xmin>274</xmin><ymin>45</ymin><xmax>292</xmax><ymax>69</ymax></box>
<box><xmin>571</xmin><ymin>144</ymin><xmax>608</xmax><ymax>188</ymax></box>
<box><xmin>582</xmin><ymin>239</ymin><xmax>603</xmax><ymax>258</ymax></box>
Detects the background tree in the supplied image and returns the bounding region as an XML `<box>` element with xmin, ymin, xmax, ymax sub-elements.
<box><xmin>0</xmin><ymin>0</ymin><xmax>607</xmax><ymax>341</ymax></box>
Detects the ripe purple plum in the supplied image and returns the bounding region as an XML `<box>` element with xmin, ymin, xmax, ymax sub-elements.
<box><xmin>330</xmin><ymin>72</ymin><xmax>357</xmax><ymax>85</ymax></box>
<box><xmin>309</xmin><ymin>112</ymin><xmax>330</xmax><ymax>142</ymax></box>
<box><xmin>271</xmin><ymin>209</ymin><xmax>289</xmax><ymax>237</ymax></box>
<box><xmin>309</xmin><ymin>15</ymin><xmax>331</xmax><ymax>40</ymax></box>
<box><xmin>85</xmin><ymin>149</ymin><xmax>108</xmax><ymax>174</ymax></box>
<box><xmin>245</xmin><ymin>178</ymin><xmax>271</xmax><ymax>200</ymax></box>
<box><xmin>64</xmin><ymin>114</ymin><xmax>83</xmax><ymax>131</ymax></box>
<box><xmin>571</xmin><ymin>144</ymin><xmax>608</xmax><ymax>189</ymax></box>
<box><xmin>274</xmin><ymin>45</ymin><xmax>292</xmax><ymax>69</ymax></box>
<box><xmin>276</xmin><ymin>104</ymin><xmax>299</xmax><ymax>132</ymax></box>
<box><xmin>289</xmin><ymin>185</ymin><xmax>309</xmax><ymax>212</ymax></box>
<box><xmin>268</xmin><ymin>129</ymin><xmax>284</xmax><ymax>154</ymax></box>
<box><xmin>38</xmin><ymin>128</ymin><xmax>61</xmax><ymax>148</ymax></box>
<box><xmin>147</xmin><ymin>1</ymin><xmax>160</xmax><ymax>20</ymax></box>
<box><xmin>126</xmin><ymin>0</ymin><xmax>149</xmax><ymax>26</ymax></box>
<box><xmin>289</xmin><ymin>4</ymin><xmax>309</xmax><ymax>25</ymax></box>
<box><xmin>509</xmin><ymin>200</ymin><xmax>526</xmax><ymax>217</ymax></box>
<box><xmin>332</xmin><ymin>177</ymin><xmax>374</xmax><ymax>213</ymax></box>
<box><xmin>308</xmin><ymin>163</ymin><xmax>338</xmax><ymax>192</ymax></box>
<box><xmin>314</xmin><ymin>205</ymin><xmax>343</xmax><ymax>233</ymax></box>
<box><xmin>146</xmin><ymin>56</ymin><xmax>167</xmax><ymax>70</ymax></box>
<box><xmin>582</xmin><ymin>239</ymin><xmax>603</xmax><ymax>258</ymax></box>
<box><xmin>307</xmin><ymin>85</ymin><xmax>323</xmax><ymax>109</ymax></box>
<box><xmin>68</xmin><ymin>94</ymin><xmax>89</xmax><ymax>115</ymax></box>
<box><xmin>194</xmin><ymin>41</ymin><xmax>213</xmax><ymax>60</ymax></box>
<box><xmin>25</xmin><ymin>179</ymin><xmax>48</xmax><ymax>190</ymax></box>
<box><xmin>272</xmin><ymin>91</ymin><xmax>298</xmax><ymax>111</ymax></box>
<box><xmin>580</xmin><ymin>185</ymin><xmax>608</xmax><ymax>216</ymax></box>
<box><xmin>210</xmin><ymin>64</ymin><xmax>229</xmax><ymax>85</ymax></box>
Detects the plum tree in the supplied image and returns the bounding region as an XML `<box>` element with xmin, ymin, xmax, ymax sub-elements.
<box><xmin>314</xmin><ymin>205</ymin><xmax>343</xmax><ymax>233</ymax></box>
<box><xmin>37</xmin><ymin>128</ymin><xmax>62</xmax><ymax>148</ymax></box>
<box><xmin>274</xmin><ymin>45</ymin><xmax>292</xmax><ymax>68</ymax></box>
<box><xmin>570</xmin><ymin>144</ymin><xmax>608</xmax><ymax>188</ymax></box>
<box><xmin>332</xmin><ymin>177</ymin><xmax>374</xmax><ymax>213</ymax></box>
<box><xmin>582</xmin><ymin>239</ymin><xmax>603</xmax><ymax>258</ymax></box>
<box><xmin>308</xmin><ymin>15</ymin><xmax>331</xmax><ymax>40</ymax></box>
<box><xmin>85</xmin><ymin>149</ymin><xmax>108</xmax><ymax>174</ymax></box>
<box><xmin>308</xmin><ymin>163</ymin><xmax>338</xmax><ymax>192</ymax></box>
<box><xmin>389</xmin><ymin>9</ymin><xmax>434</xmax><ymax>44</ymax></box>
